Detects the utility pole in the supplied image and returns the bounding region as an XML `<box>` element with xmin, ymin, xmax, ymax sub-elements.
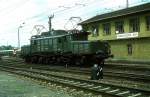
<box><xmin>126</xmin><ymin>0</ymin><xmax>129</xmax><ymax>8</ymax></box>
<box><xmin>48</xmin><ymin>14</ymin><xmax>54</xmax><ymax>31</ymax></box>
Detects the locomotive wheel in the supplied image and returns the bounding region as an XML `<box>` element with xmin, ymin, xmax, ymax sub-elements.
<box><xmin>38</xmin><ymin>57</ymin><xmax>43</xmax><ymax>64</ymax></box>
<box><xmin>45</xmin><ymin>58</ymin><xmax>49</xmax><ymax>64</ymax></box>
<box><xmin>31</xmin><ymin>56</ymin><xmax>37</xmax><ymax>63</ymax></box>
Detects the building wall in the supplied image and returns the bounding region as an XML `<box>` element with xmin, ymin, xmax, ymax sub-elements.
<box><xmin>87</xmin><ymin>13</ymin><xmax>150</xmax><ymax>40</ymax></box>
<box><xmin>109</xmin><ymin>38</ymin><xmax>150</xmax><ymax>61</ymax></box>
<box><xmin>82</xmin><ymin>12</ymin><xmax>150</xmax><ymax>61</ymax></box>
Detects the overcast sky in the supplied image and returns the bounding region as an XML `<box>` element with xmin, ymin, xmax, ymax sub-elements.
<box><xmin>0</xmin><ymin>0</ymin><xmax>149</xmax><ymax>47</ymax></box>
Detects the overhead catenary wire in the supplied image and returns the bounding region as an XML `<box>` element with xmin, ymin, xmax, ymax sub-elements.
<box><xmin>14</xmin><ymin>0</ymin><xmax>150</xmax><ymax>30</ymax></box>
<box><xmin>0</xmin><ymin>0</ymin><xmax>149</xmax><ymax>24</ymax></box>
<box><xmin>31</xmin><ymin>0</ymin><xmax>150</xmax><ymax>30</ymax></box>
<box><xmin>34</xmin><ymin>0</ymin><xmax>126</xmax><ymax>22</ymax></box>
<box><xmin>17</xmin><ymin>0</ymin><xmax>150</xmax><ymax>27</ymax></box>
<box><xmin>0</xmin><ymin>0</ymin><xmax>30</xmax><ymax>15</ymax></box>
<box><xmin>22</xmin><ymin>0</ymin><xmax>104</xmax><ymax>22</ymax></box>
<box><xmin>34</xmin><ymin>0</ymin><xmax>109</xmax><ymax>22</ymax></box>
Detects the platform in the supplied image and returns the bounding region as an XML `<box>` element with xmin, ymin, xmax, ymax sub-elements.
<box><xmin>0</xmin><ymin>71</ymin><xmax>72</xmax><ymax>97</ymax></box>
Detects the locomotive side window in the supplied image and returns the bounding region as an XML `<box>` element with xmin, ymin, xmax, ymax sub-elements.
<box><xmin>48</xmin><ymin>38</ymin><xmax>52</xmax><ymax>50</ymax></box>
<box><xmin>41</xmin><ymin>39</ymin><xmax>44</xmax><ymax>51</ymax></box>
<box><xmin>49</xmin><ymin>39</ymin><xmax>52</xmax><ymax>45</ymax></box>
<box><xmin>127</xmin><ymin>44</ymin><xmax>132</xmax><ymax>55</ymax></box>
<box><xmin>64</xmin><ymin>36</ymin><xmax>67</xmax><ymax>41</ymax></box>
<box><xmin>37</xmin><ymin>40</ymin><xmax>40</xmax><ymax>51</ymax></box>
<box><xmin>53</xmin><ymin>38</ymin><xmax>57</xmax><ymax>50</ymax></box>
<box><xmin>44</xmin><ymin>39</ymin><xmax>49</xmax><ymax>50</ymax></box>
<box><xmin>32</xmin><ymin>40</ymin><xmax>37</xmax><ymax>45</ymax></box>
<box><xmin>45</xmin><ymin>39</ymin><xmax>48</xmax><ymax>45</ymax></box>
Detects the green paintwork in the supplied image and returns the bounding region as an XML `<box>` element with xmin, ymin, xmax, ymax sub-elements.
<box><xmin>70</xmin><ymin>40</ymin><xmax>109</xmax><ymax>54</ymax></box>
<box><xmin>21</xmin><ymin>45</ymin><xmax>30</xmax><ymax>57</ymax></box>
<box><xmin>21</xmin><ymin>29</ymin><xmax>112</xmax><ymax>65</ymax></box>
<box><xmin>30</xmin><ymin>34</ymin><xmax>71</xmax><ymax>54</ymax></box>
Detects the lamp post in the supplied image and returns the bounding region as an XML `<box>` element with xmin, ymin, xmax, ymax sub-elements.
<box><xmin>17</xmin><ymin>22</ymin><xmax>25</xmax><ymax>49</ymax></box>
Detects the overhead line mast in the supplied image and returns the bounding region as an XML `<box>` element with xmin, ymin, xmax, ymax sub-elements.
<box><xmin>48</xmin><ymin>14</ymin><xmax>54</xmax><ymax>31</ymax></box>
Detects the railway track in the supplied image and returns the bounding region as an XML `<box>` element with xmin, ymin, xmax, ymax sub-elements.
<box><xmin>28</xmin><ymin>65</ymin><xmax>150</xmax><ymax>83</ymax></box>
<box><xmin>0</xmin><ymin>65</ymin><xmax>149</xmax><ymax>97</ymax></box>
<box><xmin>1</xmin><ymin>57</ymin><xmax>150</xmax><ymax>91</ymax></box>
<box><xmin>2</xmin><ymin>59</ymin><xmax>150</xmax><ymax>84</ymax></box>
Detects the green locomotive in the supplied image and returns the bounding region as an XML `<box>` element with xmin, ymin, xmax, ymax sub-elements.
<box><xmin>21</xmin><ymin>30</ymin><xmax>112</xmax><ymax>66</ymax></box>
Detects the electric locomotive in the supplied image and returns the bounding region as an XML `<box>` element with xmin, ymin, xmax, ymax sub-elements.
<box><xmin>21</xmin><ymin>29</ymin><xmax>113</xmax><ymax>66</ymax></box>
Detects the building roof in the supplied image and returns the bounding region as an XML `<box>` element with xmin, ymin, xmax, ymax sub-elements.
<box><xmin>79</xmin><ymin>3</ymin><xmax>150</xmax><ymax>25</ymax></box>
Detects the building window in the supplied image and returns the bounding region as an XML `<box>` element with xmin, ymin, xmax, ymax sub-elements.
<box><xmin>129</xmin><ymin>17</ymin><xmax>140</xmax><ymax>32</ymax></box>
<box><xmin>146</xmin><ymin>16</ymin><xmax>150</xmax><ymax>31</ymax></box>
<box><xmin>115</xmin><ymin>21</ymin><xmax>124</xmax><ymax>33</ymax></box>
<box><xmin>103</xmin><ymin>23</ymin><xmax>111</xmax><ymax>35</ymax></box>
<box><xmin>127</xmin><ymin>44</ymin><xmax>132</xmax><ymax>55</ymax></box>
<box><xmin>92</xmin><ymin>25</ymin><xmax>99</xmax><ymax>37</ymax></box>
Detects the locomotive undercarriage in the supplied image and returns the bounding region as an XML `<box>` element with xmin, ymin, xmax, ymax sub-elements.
<box><xmin>24</xmin><ymin>52</ymin><xmax>106</xmax><ymax>67</ymax></box>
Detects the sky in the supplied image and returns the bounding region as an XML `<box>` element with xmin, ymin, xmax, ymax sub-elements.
<box><xmin>0</xmin><ymin>0</ymin><xmax>150</xmax><ymax>47</ymax></box>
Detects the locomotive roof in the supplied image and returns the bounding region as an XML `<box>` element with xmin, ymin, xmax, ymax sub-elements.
<box><xmin>31</xmin><ymin>33</ymin><xmax>71</xmax><ymax>40</ymax></box>
<box><xmin>31</xmin><ymin>30</ymin><xmax>90</xmax><ymax>40</ymax></box>
<box><xmin>71</xmin><ymin>40</ymin><xmax>102</xmax><ymax>43</ymax></box>
<box><xmin>21</xmin><ymin>45</ymin><xmax>30</xmax><ymax>47</ymax></box>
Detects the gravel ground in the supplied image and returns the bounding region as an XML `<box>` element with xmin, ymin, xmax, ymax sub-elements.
<box><xmin>47</xmin><ymin>70</ymin><xmax>150</xmax><ymax>91</ymax></box>
<box><xmin>0</xmin><ymin>71</ymin><xmax>73</xmax><ymax>97</ymax></box>
<box><xmin>0</xmin><ymin>71</ymin><xmax>103</xmax><ymax>97</ymax></box>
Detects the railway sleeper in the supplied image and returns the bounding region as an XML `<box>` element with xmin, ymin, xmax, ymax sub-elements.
<box><xmin>0</xmin><ymin>65</ymin><xmax>149</xmax><ymax>97</ymax></box>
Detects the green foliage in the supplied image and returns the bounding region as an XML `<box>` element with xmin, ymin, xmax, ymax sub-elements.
<box><xmin>0</xmin><ymin>45</ymin><xmax>14</xmax><ymax>50</ymax></box>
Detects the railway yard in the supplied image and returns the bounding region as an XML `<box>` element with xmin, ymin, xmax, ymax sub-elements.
<box><xmin>0</xmin><ymin>56</ymin><xmax>149</xmax><ymax>97</ymax></box>
<box><xmin>0</xmin><ymin>1</ymin><xmax>150</xmax><ymax>97</ymax></box>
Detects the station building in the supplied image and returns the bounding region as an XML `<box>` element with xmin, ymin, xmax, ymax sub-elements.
<box><xmin>79</xmin><ymin>3</ymin><xmax>150</xmax><ymax>62</ymax></box>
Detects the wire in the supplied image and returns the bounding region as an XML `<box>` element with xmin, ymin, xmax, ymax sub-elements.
<box><xmin>0</xmin><ymin>0</ymin><xmax>30</xmax><ymax>15</ymax></box>
<box><xmin>19</xmin><ymin>0</ymin><xmax>150</xmax><ymax>29</ymax></box>
<box><xmin>22</xmin><ymin>0</ymin><xmax>103</xmax><ymax>22</ymax></box>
